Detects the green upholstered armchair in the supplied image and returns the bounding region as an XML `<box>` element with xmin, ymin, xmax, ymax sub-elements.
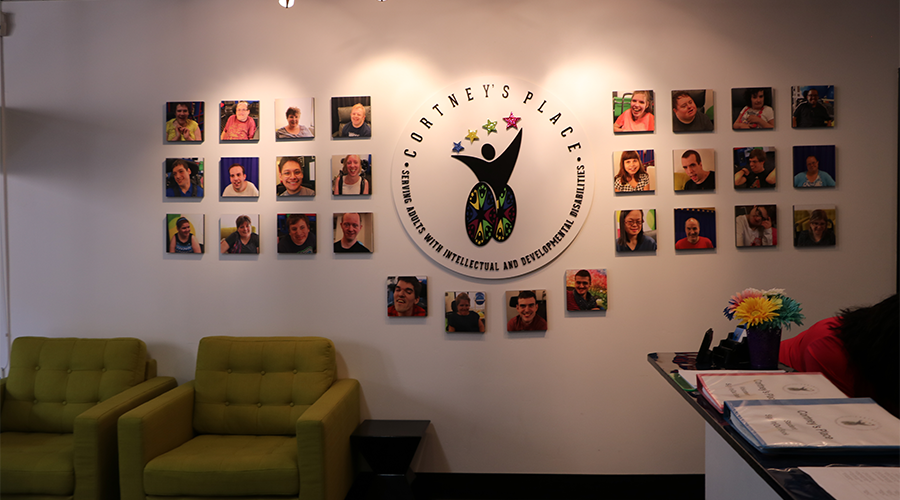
<box><xmin>118</xmin><ymin>336</ymin><xmax>361</xmax><ymax>500</ymax></box>
<box><xmin>0</xmin><ymin>336</ymin><xmax>177</xmax><ymax>500</ymax></box>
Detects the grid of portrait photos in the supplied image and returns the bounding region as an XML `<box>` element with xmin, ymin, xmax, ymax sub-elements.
<box><xmin>162</xmin><ymin>81</ymin><xmax>837</xmax><ymax>332</ymax></box>
<box><xmin>608</xmin><ymin>83</ymin><xmax>835</xmax><ymax>258</ymax></box>
<box><xmin>163</xmin><ymin>96</ymin><xmax>374</xmax><ymax>258</ymax></box>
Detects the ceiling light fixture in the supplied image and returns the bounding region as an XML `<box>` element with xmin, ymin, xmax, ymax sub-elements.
<box><xmin>278</xmin><ymin>0</ymin><xmax>295</xmax><ymax>8</ymax></box>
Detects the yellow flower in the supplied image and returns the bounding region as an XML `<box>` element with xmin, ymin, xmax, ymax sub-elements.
<box><xmin>734</xmin><ymin>296</ymin><xmax>780</xmax><ymax>327</ymax></box>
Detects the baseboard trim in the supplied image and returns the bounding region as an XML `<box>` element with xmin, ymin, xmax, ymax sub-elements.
<box><xmin>406</xmin><ymin>473</ymin><xmax>704</xmax><ymax>499</ymax></box>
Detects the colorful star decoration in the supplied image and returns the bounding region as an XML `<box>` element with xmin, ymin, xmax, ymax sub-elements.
<box><xmin>465</xmin><ymin>129</ymin><xmax>479</xmax><ymax>143</ymax></box>
<box><xmin>503</xmin><ymin>112</ymin><xmax>521</xmax><ymax>129</ymax></box>
<box><xmin>482</xmin><ymin>119</ymin><xmax>498</xmax><ymax>134</ymax></box>
<box><xmin>452</xmin><ymin>141</ymin><xmax>465</xmax><ymax>153</ymax></box>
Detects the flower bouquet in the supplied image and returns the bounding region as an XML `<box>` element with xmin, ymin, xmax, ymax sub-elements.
<box><xmin>724</xmin><ymin>288</ymin><xmax>804</xmax><ymax>330</ymax></box>
<box><xmin>724</xmin><ymin>288</ymin><xmax>805</xmax><ymax>369</ymax></box>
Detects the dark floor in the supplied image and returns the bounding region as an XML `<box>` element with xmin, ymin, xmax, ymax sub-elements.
<box><xmin>347</xmin><ymin>473</ymin><xmax>705</xmax><ymax>500</ymax></box>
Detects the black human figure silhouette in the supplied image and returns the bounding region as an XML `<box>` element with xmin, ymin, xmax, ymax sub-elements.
<box><xmin>452</xmin><ymin>128</ymin><xmax>523</xmax><ymax>194</ymax></box>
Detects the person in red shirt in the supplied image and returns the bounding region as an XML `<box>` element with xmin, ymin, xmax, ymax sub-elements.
<box><xmin>779</xmin><ymin>294</ymin><xmax>898</xmax><ymax>417</ymax></box>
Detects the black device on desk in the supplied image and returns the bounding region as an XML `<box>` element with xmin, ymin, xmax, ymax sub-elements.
<box><xmin>696</xmin><ymin>328</ymin><xmax>751</xmax><ymax>369</ymax></box>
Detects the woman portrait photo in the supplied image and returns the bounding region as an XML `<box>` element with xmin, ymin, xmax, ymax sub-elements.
<box><xmin>332</xmin><ymin>96</ymin><xmax>371</xmax><ymax>138</ymax></box>
<box><xmin>613</xmin><ymin>150</ymin><xmax>654</xmax><ymax>193</ymax></box>
<box><xmin>332</xmin><ymin>154</ymin><xmax>371</xmax><ymax>195</ymax></box>
<box><xmin>446</xmin><ymin>291</ymin><xmax>485</xmax><ymax>332</ymax></box>
<box><xmin>220</xmin><ymin>100</ymin><xmax>259</xmax><ymax>141</ymax></box>
<box><xmin>613</xmin><ymin>90</ymin><xmax>655</xmax><ymax>133</ymax></box>
<box><xmin>165</xmin><ymin>101</ymin><xmax>204</xmax><ymax>142</ymax></box>
<box><xmin>220</xmin><ymin>214</ymin><xmax>260</xmax><ymax>254</ymax></box>
<box><xmin>794</xmin><ymin>206</ymin><xmax>836</xmax><ymax>247</ymax></box>
<box><xmin>166</xmin><ymin>214</ymin><xmax>203</xmax><ymax>254</ymax></box>
<box><xmin>615</xmin><ymin>209</ymin><xmax>657</xmax><ymax>253</ymax></box>
<box><xmin>793</xmin><ymin>145</ymin><xmax>836</xmax><ymax>188</ymax></box>
<box><xmin>275</xmin><ymin>98</ymin><xmax>315</xmax><ymax>139</ymax></box>
<box><xmin>732</xmin><ymin>87</ymin><xmax>774</xmax><ymax>130</ymax></box>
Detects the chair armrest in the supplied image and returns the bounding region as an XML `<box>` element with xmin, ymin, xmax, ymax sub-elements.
<box><xmin>72</xmin><ymin>376</ymin><xmax>177</xmax><ymax>500</ymax></box>
<box><xmin>297</xmin><ymin>378</ymin><xmax>361</xmax><ymax>500</ymax></box>
<box><xmin>118</xmin><ymin>381</ymin><xmax>196</xmax><ymax>500</ymax></box>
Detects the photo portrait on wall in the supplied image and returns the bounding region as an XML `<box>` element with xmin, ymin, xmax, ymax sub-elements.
<box><xmin>671</xmin><ymin>90</ymin><xmax>714</xmax><ymax>132</ymax></box>
<box><xmin>613</xmin><ymin>150</ymin><xmax>655</xmax><ymax>193</ymax></box>
<box><xmin>387</xmin><ymin>276</ymin><xmax>427</xmax><ymax>317</ymax></box>
<box><xmin>165</xmin><ymin>158</ymin><xmax>204</xmax><ymax>198</ymax></box>
<box><xmin>794</xmin><ymin>205</ymin><xmax>836</xmax><ymax>248</ymax></box>
<box><xmin>674</xmin><ymin>208</ymin><xmax>716</xmax><ymax>250</ymax></box>
<box><xmin>333</xmin><ymin>212</ymin><xmax>373</xmax><ymax>253</ymax></box>
<box><xmin>220</xmin><ymin>157</ymin><xmax>260</xmax><ymax>197</ymax></box>
<box><xmin>332</xmin><ymin>154</ymin><xmax>371</xmax><ymax>195</ymax></box>
<box><xmin>220</xmin><ymin>100</ymin><xmax>259</xmax><ymax>141</ymax></box>
<box><xmin>277</xmin><ymin>213</ymin><xmax>316</xmax><ymax>254</ymax></box>
<box><xmin>506</xmin><ymin>290</ymin><xmax>548</xmax><ymax>332</ymax></box>
<box><xmin>220</xmin><ymin>214</ymin><xmax>260</xmax><ymax>254</ymax></box>
<box><xmin>615</xmin><ymin>209</ymin><xmax>657</xmax><ymax>253</ymax></box>
<box><xmin>445</xmin><ymin>291</ymin><xmax>486</xmax><ymax>332</ymax></box>
<box><xmin>673</xmin><ymin>149</ymin><xmax>715</xmax><ymax>191</ymax></box>
<box><xmin>791</xmin><ymin>85</ymin><xmax>834</xmax><ymax>128</ymax></box>
<box><xmin>275</xmin><ymin>98</ymin><xmax>315</xmax><ymax>139</ymax></box>
<box><xmin>733</xmin><ymin>147</ymin><xmax>776</xmax><ymax>189</ymax></box>
<box><xmin>732</xmin><ymin>87</ymin><xmax>774</xmax><ymax>130</ymax></box>
<box><xmin>276</xmin><ymin>156</ymin><xmax>316</xmax><ymax>197</ymax></box>
<box><xmin>612</xmin><ymin>90</ymin><xmax>655</xmax><ymax>133</ymax></box>
<box><xmin>332</xmin><ymin>96</ymin><xmax>371</xmax><ymax>138</ymax></box>
<box><xmin>734</xmin><ymin>205</ymin><xmax>776</xmax><ymax>247</ymax></box>
<box><xmin>165</xmin><ymin>101</ymin><xmax>203</xmax><ymax>142</ymax></box>
<box><xmin>166</xmin><ymin>213</ymin><xmax>204</xmax><ymax>254</ymax></box>
<box><xmin>565</xmin><ymin>269</ymin><xmax>607</xmax><ymax>311</ymax></box>
<box><xmin>793</xmin><ymin>145</ymin><xmax>836</xmax><ymax>188</ymax></box>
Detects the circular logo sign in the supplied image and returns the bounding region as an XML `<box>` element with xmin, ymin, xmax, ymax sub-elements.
<box><xmin>392</xmin><ymin>78</ymin><xmax>593</xmax><ymax>279</ymax></box>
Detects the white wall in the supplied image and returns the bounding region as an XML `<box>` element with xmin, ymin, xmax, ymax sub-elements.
<box><xmin>1</xmin><ymin>0</ymin><xmax>896</xmax><ymax>475</ymax></box>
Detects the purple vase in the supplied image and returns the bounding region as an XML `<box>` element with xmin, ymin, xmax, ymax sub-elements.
<box><xmin>747</xmin><ymin>326</ymin><xmax>782</xmax><ymax>370</ymax></box>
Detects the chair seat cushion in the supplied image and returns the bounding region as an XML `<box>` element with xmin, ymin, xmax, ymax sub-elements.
<box><xmin>0</xmin><ymin>432</ymin><xmax>74</xmax><ymax>495</ymax></box>
<box><xmin>144</xmin><ymin>435</ymin><xmax>298</xmax><ymax>496</ymax></box>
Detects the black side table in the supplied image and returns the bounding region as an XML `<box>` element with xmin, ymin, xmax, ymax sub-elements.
<box><xmin>349</xmin><ymin>419</ymin><xmax>430</xmax><ymax>500</ymax></box>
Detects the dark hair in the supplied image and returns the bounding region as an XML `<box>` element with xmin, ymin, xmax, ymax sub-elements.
<box><xmin>516</xmin><ymin>290</ymin><xmax>537</xmax><ymax>304</ymax></box>
<box><xmin>455</xmin><ymin>292</ymin><xmax>471</xmax><ymax>304</ymax></box>
<box><xmin>174</xmin><ymin>102</ymin><xmax>192</xmax><ymax>113</ymax></box>
<box><xmin>229</xmin><ymin>163</ymin><xmax>245</xmax><ymax>175</ymax></box>
<box><xmin>744</xmin><ymin>88</ymin><xmax>767</xmax><ymax>105</ymax></box>
<box><xmin>833</xmin><ymin>294</ymin><xmax>900</xmax><ymax>417</ymax></box>
<box><xmin>171</xmin><ymin>159</ymin><xmax>192</xmax><ymax>173</ymax></box>
<box><xmin>616</xmin><ymin>151</ymin><xmax>645</xmax><ymax>183</ymax></box>
<box><xmin>235</xmin><ymin>215</ymin><xmax>251</xmax><ymax>228</ymax></box>
<box><xmin>575</xmin><ymin>270</ymin><xmax>591</xmax><ymax>280</ymax></box>
<box><xmin>672</xmin><ymin>91</ymin><xmax>693</xmax><ymax>109</ymax></box>
<box><xmin>396</xmin><ymin>277</ymin><xmax>421</xmax><ymax>299</ymax></box>
<box><xmin>681</xmin><ymin>149</ymin><xmax>701</xmax><ymax>164</ymax></box>
<box><xmin>749</xmin><ymin>149</ymin><xmax>766</xmax><ymax>163</ymax></box>
<box><xmin>809</xmin><ymin>209</ymin><xmax>828</xmax><ymax>224</ymax></box>
<box><xmin>286</xmin><ymin>106</ymin><xmax>300</xmax><ymax>118</ymax></box>
<box><xmin>278</xmin><ymin>157</ymin><xmax>302</xmax><ymax>174</ymax></box>
<box><xmin>286</xmin><ymin>214</ymin><xmax>309</xmax><ymax>229</ymax></box>
<box><xmin>617</xmin><ymin>209</ymin><xmax>644</xmax><ymax>249</ymax></box>
<box><xmin>176</xmin><ymin>217</ymin><xmax>191</xmax><ymax>229</ymax></box>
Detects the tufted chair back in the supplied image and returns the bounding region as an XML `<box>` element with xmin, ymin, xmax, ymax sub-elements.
<box><xmin>193</xmin><ymin>336</ymin><xmax>336</xmax><ymax>435</ymax></box>
<box><xmin>1</xmin><ymin>337</ymin><xmax>149</xmax><ymax>433</ymax></box>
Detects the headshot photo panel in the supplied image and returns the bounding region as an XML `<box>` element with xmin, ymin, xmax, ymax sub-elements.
<box><xmin>793</xmin><ymin>145</ymin><xmax>836</xmax><ymax>188</ymax></box>
<box><xmin>220</xmin><ymin>100</ymin><xmax>260</xmax><ymax>141</ymax></box>
<box><xmin>506</xmin><ymin>290</ymin><xmax>548</xmax><ymax>332</ymax></box>
<box><xmin>166</xmin><ymin>213</ymin><xmax>204</xmax><ymax>254</ymax></box>
<box><xmin>565</xmin><ymin>269</ymin><xmax>607</xmax><ymax>311</ymax></box>
<box><xmin>220</xmin><ymin>214</ymin><xmax>260</xmax><ymax>254</ymax></box>
<box><xmin>165</xmin><ymin>101</ymin><xmax>204</xmax><ymax>142</ymax></box>
<box><xmin>673</xmin><ymin>149</ymin><xmax>715</xmax><ymax>192</ymax></box>
<box><xmin>613</xmin><ymin>150</ymin><xmax>655</xmax><ymax>193</ymax></box>
<box><xmin>165</xmin><ymin>158</ymin><xmax>204</xmax><ymax>198</ymax></box>
<box><xmin>333</xmin><ymin>212</ymin><xmax>373</xmax><ymax>253</ymax></box>
<box><xmin>733</xmin><ymin>147</ymin><xmax>776</xmax><ymax>189</ymax></box>
<box><xmin>732</xmin><ymin>87</ymin><xmax>774</xmax><ymax>130</ymax></box>
<box><xmin>276</xmin><ymin>156</ymin><xmax>316</xmax><ymax>197</ymax></box>
<box><xmin>275</xmin><ymin>98</ymin><xmax>315</xmax><ymax>139</ymax></box>
<box><xmin>332</xmin><ymin>96</ymin><xmax>371</xmax><ymax>138</ymax></box>
<box><xmin>791</xmin><ymin>85</ymin><xmax>834</xmax><ymax>128</ymax></box>
<box><xmin>671</xmin><ymin>90</ymin><xmax>714</xmax><ymax>132</ymax></box>
<box><xmin>674</xmin><ymin>208</ymin><xmax>716</xmax><ymax>250</ymax></box>
<box><xmin>332</xmin><ymin>154</ymin><xmax>372</xmax><ymax>195</ymax></box>
<box><xmin>446</xmin><ymin>291</ymin><xmax>486</xmax><ymax>332</ymax></box>
<box><xmin>277</xmin><ymin>213</ymin><xmax>317</xmax><ymax>254</ymax></box>
<box><xmin>612</xmin><ymin>90</ymin><xmax>655</xmax><ymax>133</ymax></box>
<box><xmin>615</xmin><ymin>209</ymin><xmax>657</xmax><ymax>253</ymax></box>
<box><xmin>220</xmin><ymin>157</ymin><xmax>260</xmax><ymax>198</ymax></box>
<box><xmin>387</xmin><ymin>276</ymin><xmax>427</xmax><ymax>317</ymax></box>
<box><xmin>734</xmin><ymin>205</ymin><xmax>776</xmax><ymax>247</ymax></box>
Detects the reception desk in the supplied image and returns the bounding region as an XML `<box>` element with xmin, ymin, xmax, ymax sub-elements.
<box><xmin>648</xmin><ymin>352</ymin><xmax>899</xmax><ymax>500</ymax></box>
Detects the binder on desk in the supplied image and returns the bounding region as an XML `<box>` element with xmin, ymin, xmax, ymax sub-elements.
<box><xmin>697</xmin><ymin>372</ymin><xmax>847</xmax><ymax>413</ymax></box>
<box><xmin>726</xmin><ymin>398</ymin><xmax>900</xmax><ymax>454</ymax></box>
